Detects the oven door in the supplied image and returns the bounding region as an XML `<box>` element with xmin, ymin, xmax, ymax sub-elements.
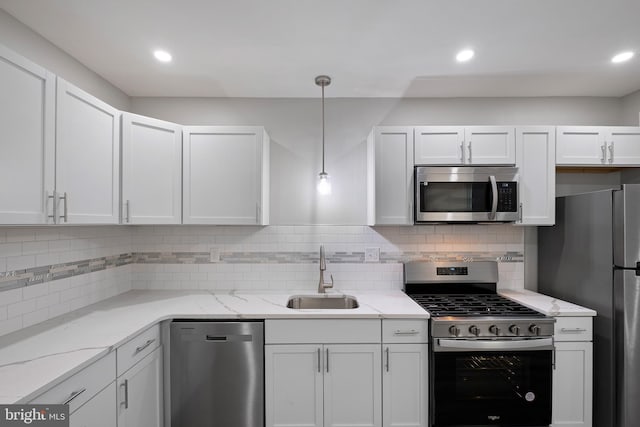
<box><xmin>415</xmin><ymin>166</ymin><xmax>519</xmax><ymax>223</ymax></box>
<box><xmin>432</xmin><ymin>338</ymin><xmax>553</xmax><ymax>427</ymax></box>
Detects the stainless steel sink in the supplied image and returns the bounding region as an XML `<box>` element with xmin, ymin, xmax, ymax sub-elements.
<box><xmin>286</xmin><ymin>294</ymin><xmax>359</xmax><ymax>309</ymax></box>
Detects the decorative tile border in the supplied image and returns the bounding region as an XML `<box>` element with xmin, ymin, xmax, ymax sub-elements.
<box><xmin>0</xmin><ymin>250</ymin><xmax>523</xmax><ymax>292</ymax></box>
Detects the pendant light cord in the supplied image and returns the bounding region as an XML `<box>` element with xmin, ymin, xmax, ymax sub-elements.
<box><xmin>321</xmin><ymin>83</ymin><xmax>325</xmax><ymax>174</ymax></box>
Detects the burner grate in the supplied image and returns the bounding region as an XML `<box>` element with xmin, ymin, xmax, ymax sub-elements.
<box><xmin>409</xmin><ymin>294</ymin><xmax>544</xmax><ymax>317</ymax></box>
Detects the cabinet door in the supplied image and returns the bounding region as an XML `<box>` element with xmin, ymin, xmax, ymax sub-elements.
<box><xmin>383</xmin><ymin>344</ymin><xmax>428</xmax><ymax>427</ymax></box>
<box><xmin>117</xmin><ymin>347</ymin><xmax>163</xmax><ymax>427</ymax></box>
<box><xmin>606</xmin><ymin>127</ymin><xmax>640</xmax><ymax>166</ymax></box>
<box><xmin>70</xmin><ymin>382</ymin><xmax>116</xmax><ymax>427</ymax></box>
<box><xmin>0</xmin><ymin>45</ymin><xmax>55</xmax><ymax>224</ymax></box>
<box><xmin>552</xmin><ymin>341</ymin><xmax>593</xmax><ymax>427</ymax></box>
<box><xmin>324</xmin><ymin>344</ymin><xmax>382</xmax><ymax>427</ymax></box>
<box><xmin>556</xmin><ymin>126</ymin><xmax>607</xmax><ymax>165</ymax></box>
<box><xmin>516</xmin><ymin>127</ymin><xmax>556</xmax><ymax>225</ymax></box>
<box><xmin>121</xmin><ymin>113</ymin><xmax>182</xmax><ymax>224</ymax></box>
<box><xmin>56</xmin><ymin>78</ymin><xmax>120</xmax><ymax>223</ymax></box>
<box><xmin>183</xmin><ymin>126</ymin><xmax>269</xmax><ymax>225</ymax></box>
<box><xmin>465</xmin><ymin>126</ymin><xmax>516</xmax><ymax>165</ymax></box>
<box><xmin>265</xmin><ymin>345</ymin><xmax>323</xmax><ymax>427</ymax></box>
<box><xmin>414</xmin><ymin>127</ymin><xmax>465</xmax><ymax>165</ymax></box>
<box><xmin>370</xmin><ymin>127</ymin><xmax>414</xmax><ymax>225</ymax></box>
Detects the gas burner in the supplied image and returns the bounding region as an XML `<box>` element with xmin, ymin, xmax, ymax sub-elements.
<box><xmin>409</xmin><ymin>294</ymin><xmax>546</xmax><ymax>318</ymax></box>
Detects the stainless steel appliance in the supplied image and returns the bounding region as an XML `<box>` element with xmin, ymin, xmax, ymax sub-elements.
<box><xmin>170</xmin><ymin>321</ymin><xmax>264</xmax><ymax>427</ymax></box>
<box><xmin>414</xmin><ymin>166</ymin><xmax>519</xmax><ymax>223</ymax></box>
<box><xmin>404</xmin><ymin>261</ymin><xmax>554</xmax><ymax>427</ymax></box>
<box><xmin>539</xmin><ymin>184</ymin><xmax>640</xmax><ymax>427</ymax></box>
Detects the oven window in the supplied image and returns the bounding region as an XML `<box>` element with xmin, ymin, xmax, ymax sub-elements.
<box><xmin>419</xmin><ymin>182</ymin><xmax>490</xmax><ymax>212</ymax></box>
<box><xmin>432</xmin><ymin>350</ymin><xmax>552</xmax><ymax>426</ymax></box>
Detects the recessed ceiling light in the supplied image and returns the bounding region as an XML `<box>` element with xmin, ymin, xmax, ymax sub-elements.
<box><xmin>611</xmin><ymin>51</ymin><xmax>634</xmax><ymax>63</ymax></box>
<box><xmin>153</xmin><ymin>50</ymin><xmax>172</xmax><ymax>63</ymax></box>
<box><xmin>456</xmin><ymin>49</ymin><xmax>475</xmax><ymax>62</ymax></box>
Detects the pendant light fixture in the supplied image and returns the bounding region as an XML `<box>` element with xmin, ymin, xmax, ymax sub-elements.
<box><xmin>315</xmin><ymin>75</ymin><xmax>332</xmax><ymax>195</ymax></box>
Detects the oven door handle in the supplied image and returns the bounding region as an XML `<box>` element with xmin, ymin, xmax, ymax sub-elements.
<box><xmin>488</xmin><ymin>175</ymin><xmax>498</xmax><ymax>220</ymax></box>
<box><xmin>435</xmin><ymin>338</ymin><xmax>554</xmax><ymax>352</ymax></box>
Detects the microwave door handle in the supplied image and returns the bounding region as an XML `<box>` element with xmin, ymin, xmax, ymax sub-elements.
<box><xmin>489</xmin><ymin>175</ymin><xmax>498</xmax><ymax>220</ymax></box>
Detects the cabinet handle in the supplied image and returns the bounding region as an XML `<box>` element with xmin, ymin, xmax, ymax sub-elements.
<box><xmin>317</xmin><ymin>348</ymin><xmax>321</xmax><ymax>373</ymax></box>
<box><xmin>467</xmin><ymin>141</ymin><xmax>472</xmax><ymax>163</ymax></box>
<box><xmin>393</xmin><ymin>329</ymin><xmax>419</xmax><ymax>335</ymax></box>
<box><xmin>256</xmin><ymin>203</ymin><xmax>260</xmax><ymax>224</ymax></box>
<box><xmin>135</xmin><ymin>338</ymin><xmax>156</xmax><ymax>354</ymax></box>
<box><xmin>608</xmin><ymin>142</ymin><xmax>614</xmax><ymax>163</ymax></box>
<box><xmin>459</xmin><ymin>141</ymin><xmax>464</xmax><ymax>163</ymax></box>
<box><xmin>560</xmin><ymin>327</ymin><xmax>587</xmax><ymax>333</ymax></box>
<box><xmin>61</xmin><ymin>387</ymin><xmax>86</xmax><ymax>405</ymax></box>
<box><xmin>326</xmin><ymin>348</ymin><xmax>329</xmax><ymax>373</ymax></box>
<box><xmin>47</xmin><ymin>192</ymin><xmax>57</xmax><ymax>223</ymax></box>
<box><xmin>125</xmin><ymin>200</ymin><xmax>131</xmax><ymax>223</ymax></box>
<box><xmin>59</xmin><ymin>192</ymin><xmax>68</xmax><ymax>223</ymax></box>
<box><xmin>120</xmin><ymin>380</ymin><xmax>129</xmax><ymax>409</ymax></box>
<box><xmin>385</xmin><ymin>347</ymin><xmax>390</xmax><ymax>372</ymax></box>
<box><xmin>519</xmin><ymin>202</ymin><xmax>523</xmax><ymax>222</ymax></box>
<box><xmin>601</xmin><ymin>143</ymin><xmax>607</xmax><ymax>163</ymax></box>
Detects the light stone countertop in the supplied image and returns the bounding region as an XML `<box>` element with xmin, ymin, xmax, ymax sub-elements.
<box><xmin>499</xmin><ymin>289</ymin><xmax>597</xmax><ymax>317</ymax></box>
<box><xmin>0</xmin><ymin>289</ymin><xmax>428</xmax><ymax>404</ymax></box>
<box><xmin>0</xmin><ymin>287</ymin><xmax>596</xmax><ymax>404</ymax></box>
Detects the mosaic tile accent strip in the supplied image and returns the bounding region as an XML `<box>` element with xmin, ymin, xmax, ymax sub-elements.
<box><xmin>0</xmin><ymin>250</ymin><xmax>522</xmax><ymax>293</ymax></box>
<box><xmin>0</xmin><ymin>253</ymin><xmax>133</xmax><ymax>292</ymax></box>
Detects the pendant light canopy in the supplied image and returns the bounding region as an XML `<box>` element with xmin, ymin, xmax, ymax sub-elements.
<box><xmin>316</xmin><ymin>75</ymin><xmax>332</xmax><ymax>195</ymax></box>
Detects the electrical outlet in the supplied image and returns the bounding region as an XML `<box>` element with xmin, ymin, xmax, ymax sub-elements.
<box><xmin>209</xmin><ymin>247</ymin><xmax>220</xmax><ymax>263</ymax></box>
<box><xmin>365</xmin><ymin>247</ymin><xmax>380</xmax><ymax>262</ymax></box>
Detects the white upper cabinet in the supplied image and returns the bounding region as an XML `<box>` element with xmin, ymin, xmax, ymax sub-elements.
<box><xmin>183</xmin><ymin>126</ymin><xmax>269</xmax><ymax>225</ymax></box>
<box><xmin>56</xmin><ymin>78</ymin><xmax>120</xmax><ymax>224</ymax></box>
<box><xmin>367</xmin><ymin>127</ymin><xmax>414</xmax><ymax>225</ymax></box>
<box><xmin>121</xmin><ymin>113</ymin><xmax>182</xmax><ymax>224</ymax></box>
<box><xmin>465</xmin><ymin>126</ymin><xmax>516</xmax><ymax>165</ymax></box>
<box><xmin>414</xmin><ymin>126</ymin><xmax>465</xmax><ymax>165</ymax></box>
<box><xmin>516</xmin><ymin>127</ymin><xmax>556</xmax><ymax>226</ymax></box>
<box><xmin>556</xmin><ymin>126</ymin><xmax>640</xmax><ymax>166</ymax></box>
<box><xmin>414</xmin><ymin>126</ymin><xmax>515</xmax><ymax>165</ymax></box>
<box><xmin>0</xmin><ymin>45</ymin><xmax>55</xmax><ymax>224</ymax></box>
<box><xmin>606</xmin><ymin>127</ymin><xmax>640</xmax><ymax>165</ymax></box>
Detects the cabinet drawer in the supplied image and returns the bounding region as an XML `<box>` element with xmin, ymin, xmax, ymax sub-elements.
<box><xmin>382</xmin><ymin>319</ymin><xmax>428</xmax><ymax>343</ymax></box>
<box><xmin>30</xmin><ymin>351</ymin><xmax>115</xmax><ymax>414</ymax></box>
<box><xmin>554</xmin><ymin>317</ymin><xmax>592</xmax><ymax>341</ymax></box>
<box><xmin>265</xmin><ymin>319</ymin><xmax>381</xmax><ymax>344</ymax></box>
<box><xmin>117</xmin><ymin>324</ymin><xmax>161</xmax><ymax>376</ymax></box>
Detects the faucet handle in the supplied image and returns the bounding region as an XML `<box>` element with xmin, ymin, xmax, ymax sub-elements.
<box><xmin>326</xmin><ymin>274</ymin><xmax>334</xmax><ymax>289</ymax></box>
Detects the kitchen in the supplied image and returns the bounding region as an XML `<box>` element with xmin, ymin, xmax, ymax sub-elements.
<box><xmin>0</xmin><ymin>1</ymin><xmax>639</xmax><ymax>427</ymax></box>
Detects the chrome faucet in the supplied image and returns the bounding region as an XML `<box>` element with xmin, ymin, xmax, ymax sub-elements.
<box><xmin>318</xmin><ymin>245</ymin><xmax>334</xmax><ymax>293</ymax></box>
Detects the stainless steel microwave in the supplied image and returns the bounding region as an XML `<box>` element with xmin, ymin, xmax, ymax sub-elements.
<box><xmin>414</xmin><ymin>166</ymin><xmax>519</xmax><ymax>223</ymax></box>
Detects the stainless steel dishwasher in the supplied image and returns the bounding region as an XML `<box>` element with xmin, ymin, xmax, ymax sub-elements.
<box><xmin>170</xmin><ymin>320</ymin><xmax>264</xmax><ymax>427</ymax></box>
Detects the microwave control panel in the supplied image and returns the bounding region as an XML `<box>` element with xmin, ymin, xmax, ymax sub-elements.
<box><xmin>497</xmin><ymin>182</ymin><xmax>518</xmax><ymax>212</ymax></box>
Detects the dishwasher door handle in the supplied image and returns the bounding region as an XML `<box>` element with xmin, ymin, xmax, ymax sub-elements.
<box><xmin>204</xmin><ymin>334</ymin><xmax>253</xmax><ymax>342</ymax></box>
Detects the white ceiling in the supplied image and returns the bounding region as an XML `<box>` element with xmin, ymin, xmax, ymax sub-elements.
<box><xmin>2</xmin><ymin>0</ymin><xmax>640</xmax><ymax>98</ymax></box>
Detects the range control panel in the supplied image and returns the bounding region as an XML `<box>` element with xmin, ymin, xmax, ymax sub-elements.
<box><xmin>431</xmin><ymin>318</ymin><xmax>555</xmax><ymax>339</ymax></box>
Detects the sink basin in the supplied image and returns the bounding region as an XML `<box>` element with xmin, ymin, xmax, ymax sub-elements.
<box><xmin>286</xmin><ymin>294</ymin><xmax>359</xmax><ymax>309</ymax></box>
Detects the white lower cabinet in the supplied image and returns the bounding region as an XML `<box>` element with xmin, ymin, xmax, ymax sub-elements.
<box><xmin>265</xmin><ymin>344</ymin><xmax>381</xmax><ymax>427</ymax></box>
<box><xmin>552</xmin><ymin>341</ymin><xmax>593</xmax><ymax>427</ymax></box>
<box><xmin>382</xmin><ymin>344</ymin><xmax>429</xmax><ymax>427</ymax></box>
<box><xmin>70</xmin><ymin>382</ymin><xmax>116</xmax><ymax>427</ymax></box>
<box><xmin>117</xmin><ymin>346</ymin><xmax>163</xmax><ymax>427</ymax></box>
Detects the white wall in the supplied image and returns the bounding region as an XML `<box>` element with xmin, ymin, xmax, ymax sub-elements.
<box><xmin>620</xmin><ymin>89</ymin><xmax>640</xmax><ymax>126</ymax></box>
<box><xmin>0</xmin><ymin>9</ymin><xmax>130</xmax><ymax>110</ymax></box>
<box><xmin>132</xmin><ymin>96</ymin><xmax>621</xmax><ymax>225</ymax></box>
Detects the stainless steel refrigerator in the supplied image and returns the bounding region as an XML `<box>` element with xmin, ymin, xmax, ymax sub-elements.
<box><xmin>538</xmin><ymin>184</ymin><xmax>640</xmax><ymax>427</ymax></box>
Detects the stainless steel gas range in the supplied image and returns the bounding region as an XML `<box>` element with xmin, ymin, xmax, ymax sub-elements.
<box><xmin>404</xmin><ymin>261</ymin><xmax>555</xmax><ymax>427</ymax></box>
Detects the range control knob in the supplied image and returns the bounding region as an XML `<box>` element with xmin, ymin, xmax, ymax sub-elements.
<box><xmin>469</xmin><ymin>325</ymin><xmax>480</xmax><ymax>336</ymax></box>
<box><xmin>489</xmin><ymin>325</ymin><xmax>500</xmax><ymax>336</ymax></box>
<box><xmin>509</xmin><ymin>325</ymin><xmax>520</xmax><ymax>336</ymax></box>
<box><xmin>449</xmin><ymin>325</ymin><xmax>460</xmax><ymax>336</ymax></box>
<box><xmin>529</xmin><ymin>324</ymin><xmax>541</xmax><ymax>336</ymax></box>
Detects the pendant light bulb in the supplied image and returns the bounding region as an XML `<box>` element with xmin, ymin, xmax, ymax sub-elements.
<box><xmin>317</xmin><ymin>172</ymin><xmax>332</xmax><ymax>195</ymax></box>
<box><xmin>315</xmin><ymin>75</ymin><xmax>332</xmax><ymax>195</ymax></box>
